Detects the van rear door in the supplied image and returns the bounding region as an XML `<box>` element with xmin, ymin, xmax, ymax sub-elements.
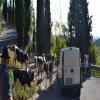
<box><xmin>63</xmin><ymin>48</ymin><xmax>80</xmax><ymax>85</ymax></box>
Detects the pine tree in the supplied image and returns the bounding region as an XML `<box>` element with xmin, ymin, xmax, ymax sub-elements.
<box><xmin>44</xmin><ymin>0</ymin><xmax>51</xmax><ymax>54</ymax></box>
<box><xmin>15</xmin><ymin>0</ymin><xmax>25</xmax><ymax>48</ymax></box>
<box><xmin>8</xmin><ymin>0</ymin><xmax>12</xmax><ymax>25</ymax></box>
<box><xmin>24</xmin><ymin>0</ymin><xmax>32</xmax><ymax>48</ymax></box>
<box><xmin>36</xmin><ymin>0</ymin><xmax>44</xmax><ymax>55</ymax></box>
<box><xmin>2</xmin><ymin>0</ymin><xmax>7</xmax><ymax>21</ymax></box>
<box><xmin>68</xmin><ymin>0</ymin><xmax>92</xmax><ymax>58</ymax></box>
<box><xmin>12</xmin><ymin>0</ymin><xmax>15</xmax><ymax>27</ymax></box>
<box><xmin>32</xmin><ymin>7</ymin><xmax>36</xmax><ymax>52</ymax></box>
<box><xmin>68</xmin><ymin>0</ymin><xmax>76</xmax><ymax>46</ymax></box>
<box><xmin>36</xmin><ymin>0</ymin><xmax>51</xmax><ymax>55</ymax></box>
<box><xmin>0</xmin><ymin>0</ymin><xmax>5</xmax><ymax>7</ymax></box>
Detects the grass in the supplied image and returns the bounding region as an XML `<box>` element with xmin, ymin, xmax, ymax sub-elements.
<box><xmin>13</xmin><ymin>81</ymin><xmax>37</xmax><ymax>100</ymax></box>
<box><xmin>0</xmin><ymin>26</ymin><xmax>3</xmax><ymax>33</ymax></box>
<box><xmin>91</xmin><ymin>69</ymin><xmax>100</xmax><ymax>77</ymax></box>
<box><xmin>8</xmin><ymin>50</ymin><xmax>23</xmax><ymax>68</ymax></box>
<box><xmin>0</xmin><ymin>18</ymin><xmax>4</xmax><ymax>34</ymax></box>
<box><xmin>6</xmin><ymin>49</ymin><xmax>38</xmax><ymax>100</ymax></box>
<box><xmin>9</xmin><ymin>67</ymin><xmax>38</xmax><ymax>100</ymax></box>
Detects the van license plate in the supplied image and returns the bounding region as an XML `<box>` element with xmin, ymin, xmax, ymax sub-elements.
<box><xmin>65</xmin><ymin>78</ymin><xmax>72</xmax><ymax>84</ymax></box>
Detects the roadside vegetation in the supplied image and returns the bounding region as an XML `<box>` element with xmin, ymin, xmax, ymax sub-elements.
<box><xmin>0</xmin><ymin>11</ymin><xmax>4</xmax><ymax>33</ymax></box>
<box><xmin>91</xmin><ymin>68</ymin><xmax>100</xmax><ymax>77</ymax></box>
<box><xmin>1</xmin><ymin>0</ymin><xmax>100</xmax><ymax>99</ymax></box>
<box><xmin>0</xmin><ymin>24</ymin><xmax>3</xmax><ymax>33</ymax></box>
<box><xmin>7</xmin><ymin>50</ymin><xmax>38</xmax><ymax>100</ymax></box>
<box><xmin>90</xmin><ymin>45</ymin><xmax>100</xmax><ymax>77</ymax></box>
<box><xmin>93</xmin><ymin>45</ymin><xmax>100</xmax><ymax>66</ymax></box>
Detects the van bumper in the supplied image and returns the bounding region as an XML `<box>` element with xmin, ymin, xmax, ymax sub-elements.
<box><xmin>63</xmin><ymin>84</ymin><xmax>81</xmax><ymax>90</ymax></box>
<box><xmin>61</xmin><ymin>84</ymin><xmax>81</xmax><ymax>96</ymax></box>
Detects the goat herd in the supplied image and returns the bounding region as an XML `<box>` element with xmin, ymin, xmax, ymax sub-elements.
<box><xmin>9</xmin><ymin>45</ymin><xmax>54</xmax><ymax>88</ymax></box>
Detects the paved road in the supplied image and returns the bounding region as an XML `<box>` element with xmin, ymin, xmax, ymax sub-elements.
<box><xmin>0</xmin><ymin>29</ymin><xmax>17</xmax><ymax>50</ymax></box>
<box><xmin>29</xmin><ymin>68</ymin><xmax>100</xmax><ymax>100</ymax></box>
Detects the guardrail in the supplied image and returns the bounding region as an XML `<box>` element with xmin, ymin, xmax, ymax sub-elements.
<box><xmin>91</xmin><ymin>64</ymin><xmax>100</xmax><ymax>71</ymax></box>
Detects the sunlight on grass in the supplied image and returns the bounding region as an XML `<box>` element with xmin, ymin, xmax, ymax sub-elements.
<box><xmin>8</xmin><ymin>49</ymin><xmax>26</xmax><ymax>68</ymax></box>
<box><xmin>6</xmin><ymin>49</ymin><xmax>38</xmax><ymax>99</ymax></box>
<box><xmin>91</xmin><ymin>69</ymin><xmax>100</xmax><ymax>77</ymax></box>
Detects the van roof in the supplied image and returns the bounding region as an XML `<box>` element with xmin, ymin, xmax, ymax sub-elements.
<box><xmin>61</xmin><ymin>47</ymin><xmax>80</xmax><ymax>52</ymax></box>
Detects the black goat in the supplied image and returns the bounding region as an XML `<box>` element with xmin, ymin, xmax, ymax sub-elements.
<box><xmin>13</xmin><ymin>68</ymin><xmax>34</xmax><ymax>87</ymax></box>
<box><xmin>14</xmin><ymin>48</ymin><xmax>28</xmax><ymax>67</ymax></box>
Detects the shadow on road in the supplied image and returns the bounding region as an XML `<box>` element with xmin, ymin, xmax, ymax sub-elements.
<box><xmin>36</xmin><ymin>77</ymin><xmax>80</xmax><ymax>100</ymax></box>
<box><xmin>82</xmin><ymin>69</ymin><xmax>91</xmax><ymax>83</ymax></box>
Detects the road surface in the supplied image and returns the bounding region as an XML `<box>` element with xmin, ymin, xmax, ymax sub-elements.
<box><xmin>0</xmin><ymin>29</ymin><xmax>17</xmax><ymax>50</ymax></box>
<box><xmin>1</xmin><ymin>29</ymin><xmax>100</xmax><ymax>100</ymax></box>
<box><xmin>29</xmin><ymin>67</ymin><xmax>100</xmax><ymax>100</ymax></box>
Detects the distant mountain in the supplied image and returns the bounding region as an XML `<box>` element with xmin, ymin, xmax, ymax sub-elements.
<box><xmin>94</xmin><ymin>38</ymin><xmax>100</xmax><ymax>49</ymax></box>
<box><xmin>93</xmin><ymin>36</ymin><xmax>99</xmax><ymax>42</ymax></box>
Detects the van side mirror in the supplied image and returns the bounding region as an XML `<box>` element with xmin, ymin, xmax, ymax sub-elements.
<box><xmin>55</xmin><ymin>59</ymin><xmax>59</xmax><ymax>66</ymax></box>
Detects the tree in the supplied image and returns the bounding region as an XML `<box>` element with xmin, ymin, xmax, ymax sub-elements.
<box><xmin>12</xmin><ymin>0</ymin><xmax>15</xmax><ymax>27</ymax></box>
<box><xmin>8</xmin><ymin>0</ymin><xmax>13</xmax><ymax>25</ymax></box>
<box><xmin>89</xmin><ymin>43</ymin><xmax>97</xmax><ymax>65</ymax></box>
<box><xmin>55</xmin><ymin>35</ymin><xmax>67</xmax><ymax>57</ymax></box>
<box><xmin>33</xmin><ymin>0</ymin><xmax>52</xmax><ymax>55</ymax></box>
<box><xmin>36</xmin><ymin>0</ymin><xmax>51</xmax><ymax>55</ymax></box>
<box><xmin>50</xmin><ymin>34</ymin><xmax>56</xmax><ymax>57</ymax></box>
<box><xmin>2</xmin><ymin>0</ymin><xmax>7</xmax><ymax>21</ymax></box>
<box><xmin>0</xmin><ymin>0</ymin><xmax>5</xmax><ymax>7</ymax></box>
<box><xmin>15</xmin><ymin>0</ymin><xmax>24</xmax><ymax>48</ymax></box>
<box><xmin>61</xmin><ymin>24</ymin><xmax>70</xmax><ymax>44</ymax></box>
<box><xmin>36</xmin><ymin>0</ymin><xmax>44</xmax><ymax>55</ymax></box>
<box><xmin>68</xmin><ymin>0</ymin><xmax>76</xmax><ymax>46</ymax></box>
<box><xmin>50</xmin><ymin>34</ymin><xmax>67</xmax><ymax>58</ymax></box>
<box><xmin>43</xmin><ymin>0</ymin><xmax>51</xmax><ymax>54</ymax></box>
<box><xmin>54</xmin><ymin>21</ymin><xmax>69</xmax><ymax>46</ymax></box>
<box><xmin>24</xmin><ymin>0</ymin><xmax>32</xmax><ymax>48</ymax></box>
<box><xmin>32</xmin><ymin>7</ymin><xmax>36</xmax><ymax>52</ymax></box>
<box><xmin>68</xmin><ymin>0</ymin><xmax>92</xmax><ymax>59</ymax></box>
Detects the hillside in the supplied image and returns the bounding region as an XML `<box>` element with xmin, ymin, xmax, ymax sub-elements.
<box><xmin>93</xmin><ymin>37</ymin><xmax>98</xmax><ymax>42</ymax></box>
<box><xmin>94</xmin><ymin>38</ymin><xmax>100</xmax><ymax>49</ymax></box>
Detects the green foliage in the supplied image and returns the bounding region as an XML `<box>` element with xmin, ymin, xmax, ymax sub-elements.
<box><xmin>68</xmin><ymin>0</ymin><xmax>92</xmax><ymax>56</ymax></box>
<box><xmin>13</xmin><ymin>81</ymin><xmax>37</xmax><ymax>100</ymax></box>
<box><xmin>15</xmin><ymin>0</ymin><xmax>24</xmax><ymax>48</ymax></box>
<box><xmin>88</xmin><ymin>43</ymin><xmax>100</xmax><ymax>65</ymax></box>
<box><xmin>44</xmin><ymin>0</ymin><xmax>51</xmax><ymax>54</ymax></box>
<box><xmin>36</xmin><ymin>0</ymin><xmax>44</xmax><ymax>55</ymax></box>
<box><xmin>91</xmin><ymin>69</ymin><xmax>100</xmax><ymax>77</ymax></box>
<box><xmin>2</xmin><ymin>0</ymin><xmax>7</xmax><ymax>21</ymax></box>
<box><xmin>31</xmin><ymin>5</ymin><xmax>35</xmax><ymax>52</ymax></box>
<box><xmin>56</xmin><ymin>35</ymin><xmax>67</xmax><ymax>57</ymax></box>
<box><xmin>24</xmin><ymin>0</ymin><xmax>32</xmax><ymax>48</ymax></box>
<box><xmin>51</xmin><ymin>22</ymin><xmax>69</xmax><ymax>57</ymax></box>
<box><xmin>89</xmin><ymin>43</ymin><xmax>96</xmax><ymax>64</ymax></box>
<box><xmin>36</xmin><ymin>0</ymin><xmax>51</xmax><ymax>55</ymax></box>
<box><xmin>0</xmin><ymin>0</ymin><xmax>5</xmax><ymax>7</ymax></box>
<box><xmin>95</xmin><ymin>38</ymin><xmax>100</xmax><ymax>49</ymax></box>
<box><xmin>50</xmin><ymin>34</ymin><xmax>57</xmax><ymax>57</ymax></box>
<box><xmin>8</xmin><ymin>50</ymin><xmax>37</xmax><ymax>100</ymax></box>
<box><xmin>51</xmin><ymin>35</ymin><xmax>67</xmax><ymax>58</ymax></box>
<box><xmin>8</xmin><ymin>4</ymin><xmax>14</xmax><ymax>26</ymax></box>
<box><xmin>93</xmin><ymin>44</ymin><xmax>100</xmax><ymax>65</ymax></box>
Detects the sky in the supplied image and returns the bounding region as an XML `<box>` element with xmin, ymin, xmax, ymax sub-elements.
<box><xmin>33</xmin><ymin>0</ymin><xmax>100</xmax><ymax>38</ymax></box>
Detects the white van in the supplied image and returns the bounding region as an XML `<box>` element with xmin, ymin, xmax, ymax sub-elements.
<box><xmin>57</xmin><ymin>47</ymin><xmax>81</xmax><ymax>96</ymax></box>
